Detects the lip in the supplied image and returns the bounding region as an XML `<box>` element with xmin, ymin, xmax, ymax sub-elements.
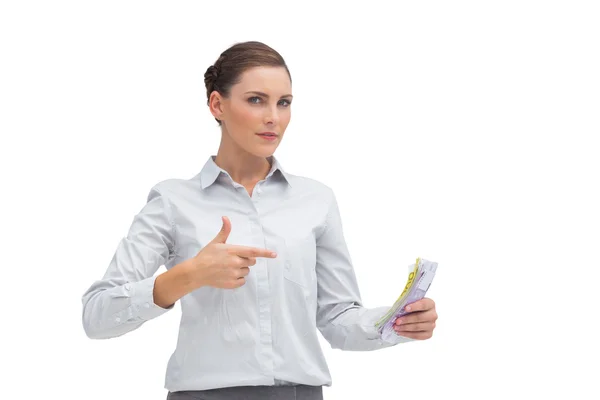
<box><xmin>256</xmin><ymin>132</ymin><xmax>278</xmax><ymax>141</ymax></box>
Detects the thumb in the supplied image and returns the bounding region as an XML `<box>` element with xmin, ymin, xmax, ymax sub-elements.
<box><xmin>211</xmin><ymin>216</ymin><xmax>231</xmax><ymax>244</ymax></box>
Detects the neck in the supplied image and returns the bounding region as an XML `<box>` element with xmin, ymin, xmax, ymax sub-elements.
<box><xmin>214</xmin><ymin>132</ymin><xmax>271</xmax><ymax>186</ymax></box>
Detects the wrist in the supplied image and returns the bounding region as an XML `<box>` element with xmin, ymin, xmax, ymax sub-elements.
<box><xmin>153</xmin><ymin>260</ymin><xmax>200</xmax><ymax>308</ymax></box>
<box><xmin>174</xmin><ymin>259</ymin><xmax>200</xmax><ymax>292</ymax></box>
<box><xmin>181</xmin><ymin>256</ymin><xmax>208</xmax><ymax>290</ymax></box>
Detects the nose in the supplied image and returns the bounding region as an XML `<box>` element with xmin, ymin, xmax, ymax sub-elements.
<box><xmin>263</xmin><ymin>104</ymin><xmax>279</xmax><ymax>126</ymax></box>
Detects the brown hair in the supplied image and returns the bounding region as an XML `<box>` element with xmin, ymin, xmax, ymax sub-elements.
<box><xmin>204</xmin><ymin>41</ymin><xmax>291</xmax><ymax>125</ymax></box>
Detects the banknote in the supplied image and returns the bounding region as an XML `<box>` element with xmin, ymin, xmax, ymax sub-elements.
<box><xmin>375</xmin><ymin>257</ymin><xmax>438</xmax><ymax>343</ymax></box>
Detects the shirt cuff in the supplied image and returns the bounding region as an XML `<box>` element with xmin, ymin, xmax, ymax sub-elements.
<box><xmin>379</xmin><ymin>331</ymin><xmax>416</xmax><ymax>346</ymax></box>
<box><xmin>129</xmin><ymin>275</ymin><xmax>173</xmax><ymax>321</ymax></box>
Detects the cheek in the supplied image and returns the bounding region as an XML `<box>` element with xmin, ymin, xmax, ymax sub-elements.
<box><xmin>281</xmin><ymin>108</ymin><xmax>292</xmax><ymax>125</ymax></box>
<box><xmin>281</xmin><ymin>109</ymin><xmax>291</xmax><ymax>127</ymax></box>
<box><xmin>232</xmin><ymin>104</ymin><xmax>262</xmax><ymax>128</ymax></box>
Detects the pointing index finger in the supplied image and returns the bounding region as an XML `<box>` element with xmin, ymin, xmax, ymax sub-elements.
<box><xmin>230</xmin><ymin>245</ymin><xmax>277</xmax><ymax>259</ymax></box>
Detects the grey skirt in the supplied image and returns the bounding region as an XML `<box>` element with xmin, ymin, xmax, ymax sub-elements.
<box><xmin>167</xmin><ymin>384</ymin><xmax>323</xmax><ymax>400</ymax></box>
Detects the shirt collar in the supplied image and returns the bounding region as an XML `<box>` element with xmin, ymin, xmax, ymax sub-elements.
<box><xmin>199</xmin><ymin>155</ymin><xmax>292</xmax><ymax>190</ymax></box>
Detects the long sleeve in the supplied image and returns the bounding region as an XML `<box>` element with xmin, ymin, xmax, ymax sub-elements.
<box><xmin>315</xmin><ymin>189</ymin><xmax>414</xmax><ymax>351</ymax></box>
<box><xmin>81</xmin><ymin>185</ymin><xmax>176</xmax><ymax>339</ymax></box>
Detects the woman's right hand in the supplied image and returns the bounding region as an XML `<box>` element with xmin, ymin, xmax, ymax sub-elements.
<box><xmin>188</xmin><ymin>216</ymin><xmax>278</xmax><ymax>289</ymax></box>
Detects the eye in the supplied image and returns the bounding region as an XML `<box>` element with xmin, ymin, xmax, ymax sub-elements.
<box><xmin>278</xmin><ymin>99</ymin><xmax>292</xmax><ymax>107</ymax></box>
<box><xmin>248</xmin><ymin>96</ymin><xmax>262</xmax><ymax>104</ymax></box>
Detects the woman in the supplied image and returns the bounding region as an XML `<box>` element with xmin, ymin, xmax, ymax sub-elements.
<box><xmin>81</xmin><ymin>41</ymin><xmax>438</xmax><ymax>400</ymax></box>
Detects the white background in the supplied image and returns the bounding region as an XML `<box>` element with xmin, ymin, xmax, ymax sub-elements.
<box><xmin>1</xmin><ymin>1</ymin><xmax>599</xmax><ymax>399</ymax></box>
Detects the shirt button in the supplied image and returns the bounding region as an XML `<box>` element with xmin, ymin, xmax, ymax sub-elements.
<box><xmin>124</xmin><ymin>284</ymin><xmax>131</xmax><ymax>291</ymax></box>
<box><xmin>115</xmin><ymin>317</ymin><xmax>121</xmax><ymax>323</ymax></box>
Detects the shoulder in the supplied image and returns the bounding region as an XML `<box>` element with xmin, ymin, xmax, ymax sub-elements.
<box><xmin>283</xmin><ymin>172</ymin><xmax>336</xmax><ymax>202</ymax></box>
<box><xmin>145</xmin><ymin>175</ymin><xmax>202</xmax><ymax>201</ymax></box>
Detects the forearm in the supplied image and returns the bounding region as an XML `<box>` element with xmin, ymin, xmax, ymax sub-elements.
<box><xmin>153</xmin><ymin>260</ymin><xmax>198</xmax><ymax>308</ymax></box>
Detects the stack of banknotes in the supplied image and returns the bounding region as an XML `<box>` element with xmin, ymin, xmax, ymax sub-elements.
<box><xmin>375</xmin><ymin>257</ymin><xmax>438</xmax><ymax>342</ymax></box>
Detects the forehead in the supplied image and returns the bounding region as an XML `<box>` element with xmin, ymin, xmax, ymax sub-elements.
<box><xmin>231</xmin><ymin>66</ymin><xmax>291</xmax><ymax>95</ymax></box>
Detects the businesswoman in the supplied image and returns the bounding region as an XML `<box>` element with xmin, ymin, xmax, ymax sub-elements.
<box><xmin>81</xmin><ymin>41</ymin><xmax>438</xmax><ymax>400</ymax></box>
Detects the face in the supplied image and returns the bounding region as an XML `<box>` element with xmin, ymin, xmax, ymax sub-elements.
<box><xmin>210</xmin><ymin>66</ymin><xmax>292</xmax><ymax>158</ymax></box>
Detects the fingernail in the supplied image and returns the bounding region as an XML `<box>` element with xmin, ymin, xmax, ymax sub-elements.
<box><xmin>396</xmin><ymin>319</ymin><xmax>402</xmax><ymax>325</ymax></box>
<box><xmin>271</xmin><ymin>252</ymin><xmax>277</xmax><ymax>257</ymax></box>
<box><xmin>405</xmin><ymin>306</ymin><xmax>411</xmax><ymax>312</ymax></box>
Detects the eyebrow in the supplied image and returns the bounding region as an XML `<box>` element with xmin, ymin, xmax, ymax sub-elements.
<box><xmin>245</xmin><ymin>91</ymin><xmax>293</xmax><ymax>98</ymax></box>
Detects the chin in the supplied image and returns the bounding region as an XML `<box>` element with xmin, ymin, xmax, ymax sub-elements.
<box><xmin>251</xmin><ymin>148</ymin><xmax>277</xmax><ymax>158</ymax></box>
<box><xmin>247</xmin><ymin>141</ymin><xmax>279</xmax><ymax>158</ymax></box>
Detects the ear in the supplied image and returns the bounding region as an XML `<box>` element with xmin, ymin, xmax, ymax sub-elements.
<box><xmin>209</xmin><ymin>91</ymin><xmax>225</xmax><ymax>121</ymax></box>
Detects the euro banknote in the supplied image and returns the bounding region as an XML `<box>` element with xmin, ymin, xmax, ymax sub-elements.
<box><xmin>375</xmin><ymin>257</ymin><xmax>438</xmax><ymax>343</ymax></box>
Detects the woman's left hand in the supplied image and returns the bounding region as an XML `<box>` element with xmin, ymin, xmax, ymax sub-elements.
<box><xmin>393</xmin><ymin>297</ymin><xmax>438</xmax><ymax>340</ymax></box>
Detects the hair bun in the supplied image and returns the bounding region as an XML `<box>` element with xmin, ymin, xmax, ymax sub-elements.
<box><xmin>204</xmin><ymin>65</ymin><xmax>219</xmax><ymax>85</ymax></box>
<box><xmin>203</xmin><ymin>65</ymin><xmax>220</xmax><ymax>103</ymax></box>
